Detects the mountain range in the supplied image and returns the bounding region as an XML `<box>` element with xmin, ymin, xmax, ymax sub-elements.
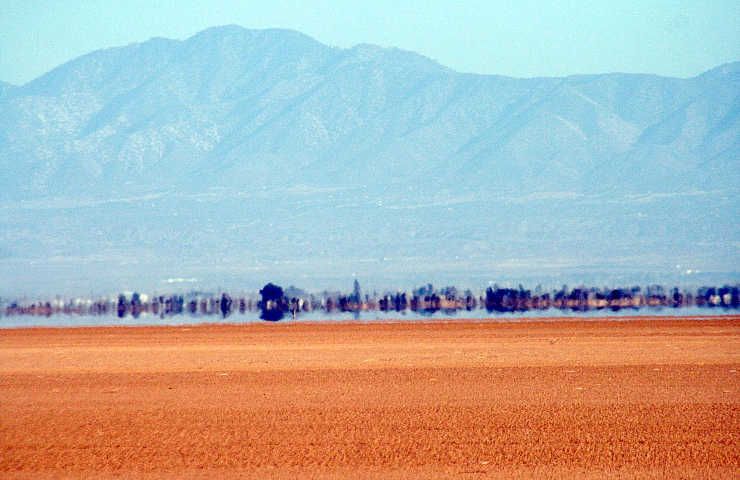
<box><xmin>0</xmin><ymin>25</ymin><xmax>737</xmax><ymax>295</ymax></box>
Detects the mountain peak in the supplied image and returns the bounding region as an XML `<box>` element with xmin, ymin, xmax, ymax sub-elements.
<box><xmin>186</xmin><ymin>24</ymin><xmax>326</xmax><ymax>48</ymax></box>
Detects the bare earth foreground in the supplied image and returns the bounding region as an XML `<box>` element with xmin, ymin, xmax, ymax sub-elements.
<box><xmin>1</xmin><ymin>317</ymin><xmax>738</xmax><ymax>479</ymax></box>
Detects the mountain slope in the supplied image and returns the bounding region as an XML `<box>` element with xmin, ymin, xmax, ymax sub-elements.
<box><xmin>0</xmin><ymin>81</ymin><xmax>14</xmax><ymax>99</ymax></box>
<box><xmin>0</xmin><ymin>26</ymin><xmax>737</xmax><ymax>294</ymax></box>
<box><xmin>2</xmin><ymin>27</ymin><xmax>737</xmax><ymax>198</ymax></box>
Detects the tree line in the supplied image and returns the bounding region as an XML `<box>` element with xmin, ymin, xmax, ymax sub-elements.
<box><xmin>2</xmin><ymin>282</ymin><xmax>739</xmax><ymax>320</ymax></box>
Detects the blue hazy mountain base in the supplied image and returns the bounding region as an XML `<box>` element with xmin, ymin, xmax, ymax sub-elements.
<box><xmin>0</xmin><ymin>25</ymin><xmax>737</xmax><ymax>295</ymax></box>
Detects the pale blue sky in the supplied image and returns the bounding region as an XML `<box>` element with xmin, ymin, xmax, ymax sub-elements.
<box><xmin>0</xmin><ymin>0</ymin><xmax>738</xmax><ymax>85</ymax></box>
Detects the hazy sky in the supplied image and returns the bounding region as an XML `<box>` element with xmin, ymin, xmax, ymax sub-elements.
<box><xmin>1</xmin><ymin>0</ymin><xmax>738</xmax><ymax>85</ymax></box>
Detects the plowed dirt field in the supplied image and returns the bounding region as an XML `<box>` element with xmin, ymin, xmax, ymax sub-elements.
<box><xmin>1</xmin><ymin>317</ymin><xmax>738</xmax><ymax>478</ymax></box>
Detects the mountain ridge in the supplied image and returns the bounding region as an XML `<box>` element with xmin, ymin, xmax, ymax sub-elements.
<box><xmin>1</xmin><ymin>25</ymin><xmax>737</xmax><ymax>197</ymax></box>
<box><xmin>0</xmin><ymin>25</ymin><xmax>737</xmax><ymax>294</ymax></box>
<box><xmin>7</xmin><ymin>27</ymin><xmax>736</xmax><ymax>88</ymax></box>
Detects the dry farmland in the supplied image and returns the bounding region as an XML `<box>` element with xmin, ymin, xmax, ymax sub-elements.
<box><xmin>0</xmin><ymin>316</ymin><xmax>738</xmax><ymax>478</ymax></box>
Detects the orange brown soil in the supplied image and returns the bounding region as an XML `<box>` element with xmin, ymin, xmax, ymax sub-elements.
<box><xmin>1</xmin><ymin>316</ymin><xmax>739</xmax><ymax>479</ymax></box>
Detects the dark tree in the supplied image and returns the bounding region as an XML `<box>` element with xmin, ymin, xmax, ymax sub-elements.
<box><xmin>351</xmin><ymin>279</ymin><xmax>362</xmax><ymax>304</ymax></box>
<box><xmin>259</xmin><ymin>283</ymin><xmax>285</xmax><ymax>321</ymax></box>
<box><xmin>220</xmin><ymin>293</ymin><xmax>233</xmax><ymax>318</ymax></box>
<box><xmin>260</xmin><ymin>283</ymin><xmax>284</xmax><ymax>302</ymax></box>
<box><xmin>117</xmin><ymin>294</ymin><xmax>128</xmax><ymax>318</ymax></box>
<box><xmin>131</xmin><ymin>292</ymin><xmax>142</xmax><ymax>318</ymax></box>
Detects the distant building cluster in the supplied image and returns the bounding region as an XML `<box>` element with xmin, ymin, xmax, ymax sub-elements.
<box><xmin>2</xmin><ymin>282</ymin><xmax>739</xmax><ymax>321</ymax></box>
